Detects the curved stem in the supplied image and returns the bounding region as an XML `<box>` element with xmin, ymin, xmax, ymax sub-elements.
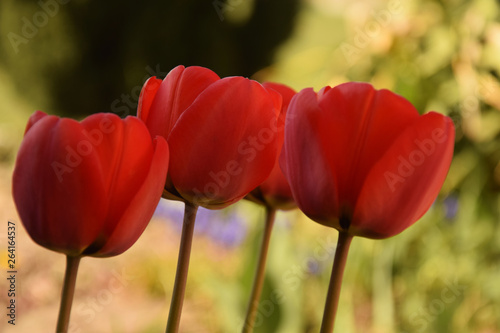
<box><xmin>166</xmin><ymin>203</ymin><xmax>198</xmax><ymax>333</ymax></box>
<box><xmin>242</xmin><ymin>207</ymin><xmax>276</xmax><ymax>333</ymax></box>
<box><xmin>56</xmin><ymin>255</ymin><xmax>81</xmax><ymax>333</ymax></box>
<box><xmin>320</xmin><ymin>232</ymin><xmax>353</xmax><ymax>333</ymax></box>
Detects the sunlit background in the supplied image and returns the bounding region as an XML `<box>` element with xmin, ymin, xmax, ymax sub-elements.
<box><xmin>1</xmin><ymin>0</ymin><xmax>500</xmax><ymax>332</ymax></box>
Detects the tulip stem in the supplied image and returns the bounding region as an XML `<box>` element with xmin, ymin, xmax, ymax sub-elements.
<box><xmin>320</xmin><ymin>231</ymin><xmax>353</xmax><ymax>333</ymax></box>
<box><xmin>242</xmin><ymin>206</ymin><xmax>276</xmax><ymax>333</ymax></box>
<box><xmin>56</xmin><ymin>255</ymin><xmax>81</xmax><ymax>333</ymax></box>
<box><xmin>166</xmin><ymin>202</ymin><xmax>199</xmax><ymax>333</ymax></box>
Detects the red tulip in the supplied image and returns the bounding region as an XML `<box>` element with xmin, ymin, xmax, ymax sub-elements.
<box><xmin>246</xmin><ymin>82</ymin><xmax>297</xmax><ymax>210</ymax></box>
<box><xmin>138</xmin><ymin>65</ymin><xmax>282</xmax><ymax>209</ymax></box>
<box><xmin>12</xmin><ymin>111</ymin><xmax>169</xmax><ymax>257</ymax></box>
<box><xmin>281</xmin><ymin>82</ymin><xmax>455</xmax><ymax>239</ymax></box>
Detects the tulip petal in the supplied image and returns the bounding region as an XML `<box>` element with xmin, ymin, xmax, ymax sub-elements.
<box><xmin>137</xmin><ymin>77</ymin><xmax>162</xmax><ymax>123</ymax></box>
<box><xmin>351</xmin><ymin>112</ymin><xmax>455</xmax><ymax>238</ymax></box>
<box><xmin>317</xmin><ymin>83</ymin><xmax>420</xmax><ymax>206</ymax></box>
<box><xmin>79</xmin><ymin>113</ymin><xmax>125</xmax><ymax>199</ymax></box>
<box><xmin>263</xmin><ymin>82</ymin><xmax>296</xmax><ymax>114</ymax></box>
<box><xmin>280</xmin><ymin>88</ymin><xmax>340</xmax><ymax>227</ymax></box>
<box><xmin>13</xmin><ymin>116</ymin><xmax>108</xmax><ymax>255</ymax></box>
<box><xmin>168</xmin><ymin>77</ymin><xmax>279</xmax><ymax>208</ymax></box>
<box><xmin>255</xmin><ymin>82</ymin><xmax>296</xmax><ymax>209</ymax></box>
<box><xmin>257</xmin><ymin>160</ymin><xmax>296</xmax><ymax>210</ymax></box>
<box><xmin>144</xmin><ymin>65</ymin><xmax>220</xmax><ymax>140</ymax></box>
<box><xmin>79</xmin><ymin>115</ymin><xmax>157</xmax><ymax>255</ymax></box>
<box><xmin>95</xmin><ymin>136</ymin><xmax>169</xmax><ymax>257</ymax></box>
<box><xmin>24</xmin><ymin>110</ymin><xmax>48</xmax><ymax>134</ymax></box>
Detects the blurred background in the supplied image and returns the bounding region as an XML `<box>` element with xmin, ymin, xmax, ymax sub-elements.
<box><xmin>1</xmin><ymin>0</ymin><xmax>500</xmax><ymax>332</ymax></box>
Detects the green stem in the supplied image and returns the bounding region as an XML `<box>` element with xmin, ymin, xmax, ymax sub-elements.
<box><xmin>320</xmin><ymin>232</ymin><xmax>353</xmax><ymax>333</ymax></box>
<box><xmin>56</xmin><ymin>255</ymin><xmax>81</xmax><ymax>333</ymax></box>
<box><xmin>166</xmin><ymin>203</ymin><xmax>198</xmax><ymax>333</ymax></box>
<box><xmin>242</xmin><ymin>207</ymin><xmax>276</xmax><ymax>333</ymax></box>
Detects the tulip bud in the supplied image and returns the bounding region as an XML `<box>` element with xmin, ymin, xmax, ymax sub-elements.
<box><xmin>138</xmin><ymin>65</ymin><xmax>282</xmax><ymax>209</ymax></box>
<box><xmin>12</xmin><ymin>112</ymin><xmax>169</xmax><ymax>257</ymax></box>
<box><xmin>246</xmin><ymin>82</ymin><xmax>297</xmax><ymax>211</ymax></box>
<box><xmin>280</xmin><ymin>82</ymin><xmax>455</xmax><ymax>239</ymax></box>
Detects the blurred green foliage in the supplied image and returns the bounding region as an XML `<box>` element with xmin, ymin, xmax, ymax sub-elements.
<box><xmin>1</xmin><ymin>0</ymin><xmax>500</xmax><ymax>332</ymax></box>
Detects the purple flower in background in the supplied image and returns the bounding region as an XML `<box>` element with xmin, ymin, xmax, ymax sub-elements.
<box><xmin>443</xmin><ymin>194</ymin><xmax>459</xmax><ymax>220</ymax></box>
<box><xmin>306</xmin><ymin>257</ymin><xmax>322</xmax><ymax>276</ymax></box>
<box><xmin>206</xmin><ymin>209</ymin><xmax>247</xmax><ymax>247</ymax></box>
<box><xmin>153</xmin><ymin>200</ymin><xmax>248</xmax><ymax>248</ymax></box>
<box><xmin>154</xmin><ymin>200</ymin><xmax>184</xmax><ymax>232</ymax></box>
